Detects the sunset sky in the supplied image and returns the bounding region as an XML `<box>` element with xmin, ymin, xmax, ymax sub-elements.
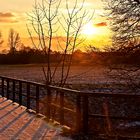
<box><xmin>0</xmin><ymin>0</ymin><xmax>112</xmax><ymax>51</ymax></box>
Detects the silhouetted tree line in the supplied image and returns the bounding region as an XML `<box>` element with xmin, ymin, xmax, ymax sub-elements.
<box><xmin>0</xmin><ymin>46</ymin><xmax>62</xmax><ymax>64</ymax></box>
<box><xmin>97</xmin><ymin>50</ymin><xmax>140</xmax><ymax>65</ymax></box>
<box><xmin>0</xmin><ymin>45</ymin><xmax>140</xmax><ymax>65</ymax></box>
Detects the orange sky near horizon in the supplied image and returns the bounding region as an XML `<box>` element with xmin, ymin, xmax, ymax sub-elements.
<box><xmin>0</xmin><ymin>0</ymin><xmax>112</xmax><ymax>51</ymax></box>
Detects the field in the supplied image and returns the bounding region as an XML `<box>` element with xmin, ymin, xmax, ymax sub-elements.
<box><xmin>0</xmin><ymin>64</ymin><xmax>140</xmax><ymax>92</ymax></box>
<box><xmin>0</xmin><ymin>64</ymin><xmax>111</xmax><ymax>84</ymax></box>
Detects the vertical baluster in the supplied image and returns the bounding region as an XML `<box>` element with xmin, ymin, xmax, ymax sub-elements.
<box><xmin>6</xmin><ymin>79</ymin><xmax>9</xmax><ymax>99</ymax></box>
<box><xmin>82</xmin><ymin>94</ymin><xmax>89</xmax><ymax>134</ymax></box>
<box><xmin>46</xmin><ymin>88</ymin><xmax>51</xmax><ymax>120</ymax></box>
<box><xmin>76</xmin><ymin>94</ymin><xmax>81</xmax><ymax>132</ymax></box>
<box><xmin>36</xmin><ymin>85</ymin><xmax>39</xmax><ymax>113</ymax></box>
<box><xmin>12</xmin><ymin>81</ymin><xmax>15</xmax><ymax>102</ymax></box>
<box><xmin>27</xmin><ymin>84</ymin><xmax>30</xmax><ymax>109</ymax></box>
<box><xmin>1</xmin><ymin>78</ymin><xmax>4</xmax><ymax>97</ymax></box>
<box><xmin>19</xmin><ymin>82</ymin><xmax>22</xmax><ymax>105</ymax></box>
<box><xmin>60</xmin><ymin>92</ymin><xmax>64</xmax><ymax>125</ymax></box>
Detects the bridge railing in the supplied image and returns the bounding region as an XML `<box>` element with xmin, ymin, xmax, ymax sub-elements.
<box><xmin>0</xmin><ymin>75</ymin><xmax>140</xmax><ymax>137</ymax></box>
<box><xmin>0</xmin><ymin>76</ymin><xmax>84</xmax><ymax>132</ymax></box>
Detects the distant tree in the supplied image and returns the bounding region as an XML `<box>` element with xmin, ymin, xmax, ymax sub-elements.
<box><xmin>86</xmin><ymin>45</ymin><xmax>100</xmax><ymax>53</ymax></box>
<box><xmin>8</xmin><ymin>29</ymin><xmax>20</xmax><ymax>54</ymax></box>
<box><xmin>1</xmin><ymin>49</ymin><xmax>8</xmax><ymax>54</ymax></box>
<box><xmin>72</xmin><ymin>49</ymin><xmax>84</xmax><ymax>63</ymax></box>
<box><xmin>104</xmin><ymin>0</ymin><xmax>140</xmax><ymax>51</ymax></box>
<box><xmin>19</xmin><ymin>44</ymin><xmax>32</xmax><ymax>52</ymax></box>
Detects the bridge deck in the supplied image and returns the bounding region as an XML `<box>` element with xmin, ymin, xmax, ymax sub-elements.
<box><xmin>0</xmin><ymin>97</ymin><xmax>71</xmax><ymax>140</ymax></box>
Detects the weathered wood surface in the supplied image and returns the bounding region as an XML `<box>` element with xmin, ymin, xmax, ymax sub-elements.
<box><xmin>0</xmin><ymin>97</ymin><xmax>71</xmax><ymax>140</ymax></box>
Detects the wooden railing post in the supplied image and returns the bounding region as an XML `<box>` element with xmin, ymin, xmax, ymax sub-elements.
<box><xmin>1</xmin><ymin>78</ymin><xmax>4</xmax><ymax>97</ymax></box>
<box><xmin>76</xmin><ymin>94</ymin><xmax>81</xmax><ymax>132</ymax></box>
<box><xmin>36</xmin><ymin>85</ymin><xmax>39</xmax><ymax>113</ymax></box>
<box><xmin>27</xmin><ymin>84</ymin><xmax>30</xmax><ymax>109</ymax></box>
<box><xmin>82</xmin><ymin>94</ymin><xmax>89</xmax><ymax>134</ymax></box>
<box><xmin>46</xmin><ymin>88</ymin><xmax>51</xmax><ymax>120</ymax></box>
<box><xmin>19</xmin><ymin>82</ymin><xmax>22</xmax><ymax>105</ymax></box>
<box><xmin>12</xmin><ymin>81</ymin><xmax>15</xmax><ymax>102</ymax></box>
<box><xmin>6</xmin><ymin>79</ymin><xmax>9</xmax><ymax>99</ymax></box>
<box><xmin>60</xmin><ymin>92</ymin><xmax>64</xmax><ymax>125</ymax></box>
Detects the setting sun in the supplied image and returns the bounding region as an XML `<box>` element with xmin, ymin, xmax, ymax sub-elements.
<box><xmin>82</xmin><ymin>22</ymin><xmax>98</xmax><ymax>36</ymax></box>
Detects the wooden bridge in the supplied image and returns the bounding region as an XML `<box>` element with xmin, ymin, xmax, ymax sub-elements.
<box><xmin>0</xmin><ymin>76</ymin><xmax>140</xmax><ymax>139</ymax></box>
<box><xmin>0</xmin><ymin>97</ymin><xmax>72</xmax><ymax>140</ymax></box>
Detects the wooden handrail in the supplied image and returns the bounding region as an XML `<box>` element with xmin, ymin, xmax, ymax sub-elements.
<box><xmin>0</xmin><ymin>76</ymin><xmax>139</xmax><ymax>98</ymax></box>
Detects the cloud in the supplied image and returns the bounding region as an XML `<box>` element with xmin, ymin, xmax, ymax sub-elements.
<box><xmin>30</xmin><ymin>36</ymin><xmax>73</xmax><ymax>42</ymax></box>
<box><xmin>0</xmin><ymin>12</ymin><xmax>18</xmax><ymax>23</ymax></box>
<box><xmin>0</xmin><ymin>12</ymin><xmax>14</xmax><ymax>18</ymax></box>
<box><xmin>94</xmin><ymin>22</ymin><xmax>107</xmax><ymax>27</ymax></box>
<box><xmin>0</xmin><ymin>19</ymin><xmax>18</xmax><ymax>23</ymax></box>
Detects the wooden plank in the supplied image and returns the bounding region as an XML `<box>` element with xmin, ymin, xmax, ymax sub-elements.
<box><xmin>6</xmin><ymin>79</ymin><xmax>9</xmax><ymax>99</ymax></box>
<box><xmin>19</xmin><ymin>82</ymin><xmax>22</xmax><ymax>105</ymax></box>
<box><xmin>89</xmin><ymin>114</ymin><xmax>140</xmax><ymax>121</ymax></box>
<box><xmin>46</xmin><ymin>89</ymin><xmax>51</xmax><ymax>120</ymax></box>
<box><xmin>36</xmin><ymin>85</ymin><xmax>39</xmax><ymax>113</ymax></box>
<box><xmin>12</xmin><ymin>81</ymin><xmax>16</xmax><ymax>102</ymax></box>
<box><xmin>51</xmin><ymin>103</ymin><xmax>75</xmax><ymax>113</ymax></box>
<box><xmin>0</xmin><ymin>76</ymin><xmax>45</xmax><ymax>87</ymax></box>
<box><xmin>82</xmin><ymin>95</ymin><xmax>89</xmax><ymax>134</ymax></box>
<box><xmin>59</xmin><ymin>92</ymin><xmax>64</xmax><ymax>125</ymax></box>
<box><xmin>75</xmin><ymin>94</ymin><xmax>81</xmax><ymax>132</ymax></box>
<box><xmin>27</xmin><ymin>84</ymin><xmax>31</xmax><ymax>109</ymax></box>
<box><xmin>1</xmin><ymin>78</ymin><xmax>4</xmax><ymax>97</ymax></box>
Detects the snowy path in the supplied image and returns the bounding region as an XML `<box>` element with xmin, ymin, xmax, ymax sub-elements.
<box><xmin>0</xmin><ymin>97</ymin><xmax>71</xmax><ymax>140</ymax></box>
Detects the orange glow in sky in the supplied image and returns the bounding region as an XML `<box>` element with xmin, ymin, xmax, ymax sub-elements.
<box><xmin>0</xmin><ymin>0</ymin><xmax>112</xmax><ymax>51</ymax></box>
<box><xmin>82</xmin><ymin>22</ymin><xmax>98</xmax><ymax>36</ymax></box>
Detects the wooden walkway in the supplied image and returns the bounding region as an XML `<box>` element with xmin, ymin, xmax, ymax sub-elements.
<box><xmin>0</xmin><ymin>97</ymin><xmax>71</xmax><ymax>140</ymax></box>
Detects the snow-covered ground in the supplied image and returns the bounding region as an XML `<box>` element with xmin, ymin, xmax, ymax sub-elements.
<box><xmin>0</xmin><ymin>64</ymin><xmax>140</xmax><ymax>93</ymax></box>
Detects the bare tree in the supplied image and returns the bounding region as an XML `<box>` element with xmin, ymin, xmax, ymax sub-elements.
<box><xmin>102</xmin><ymin>0</ymin><xmax>140</xmax><ymax>92</ymax></box>
<box><xmin>104</xmin><ymin>0</ymin><xmax>140</xmax><ymax>51</ymax></box>
<box><xmin>27</xmin><ymin>0</ymin><xmax>93</xmax><ymax>86</ymax></box>
<box><xmin>58</xmin><ymin>0</ymin><xmax>93</xmax><ymax>86</ymax></box>
<box><xmin>8</xmin><ymin>29</ymin><xmax>20</xmax><ymax>54</ymax></box>
<box><xmin>27</xmin><ymin>0</ymin><xmax>61</xmax><ymax>85</ymax></box>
